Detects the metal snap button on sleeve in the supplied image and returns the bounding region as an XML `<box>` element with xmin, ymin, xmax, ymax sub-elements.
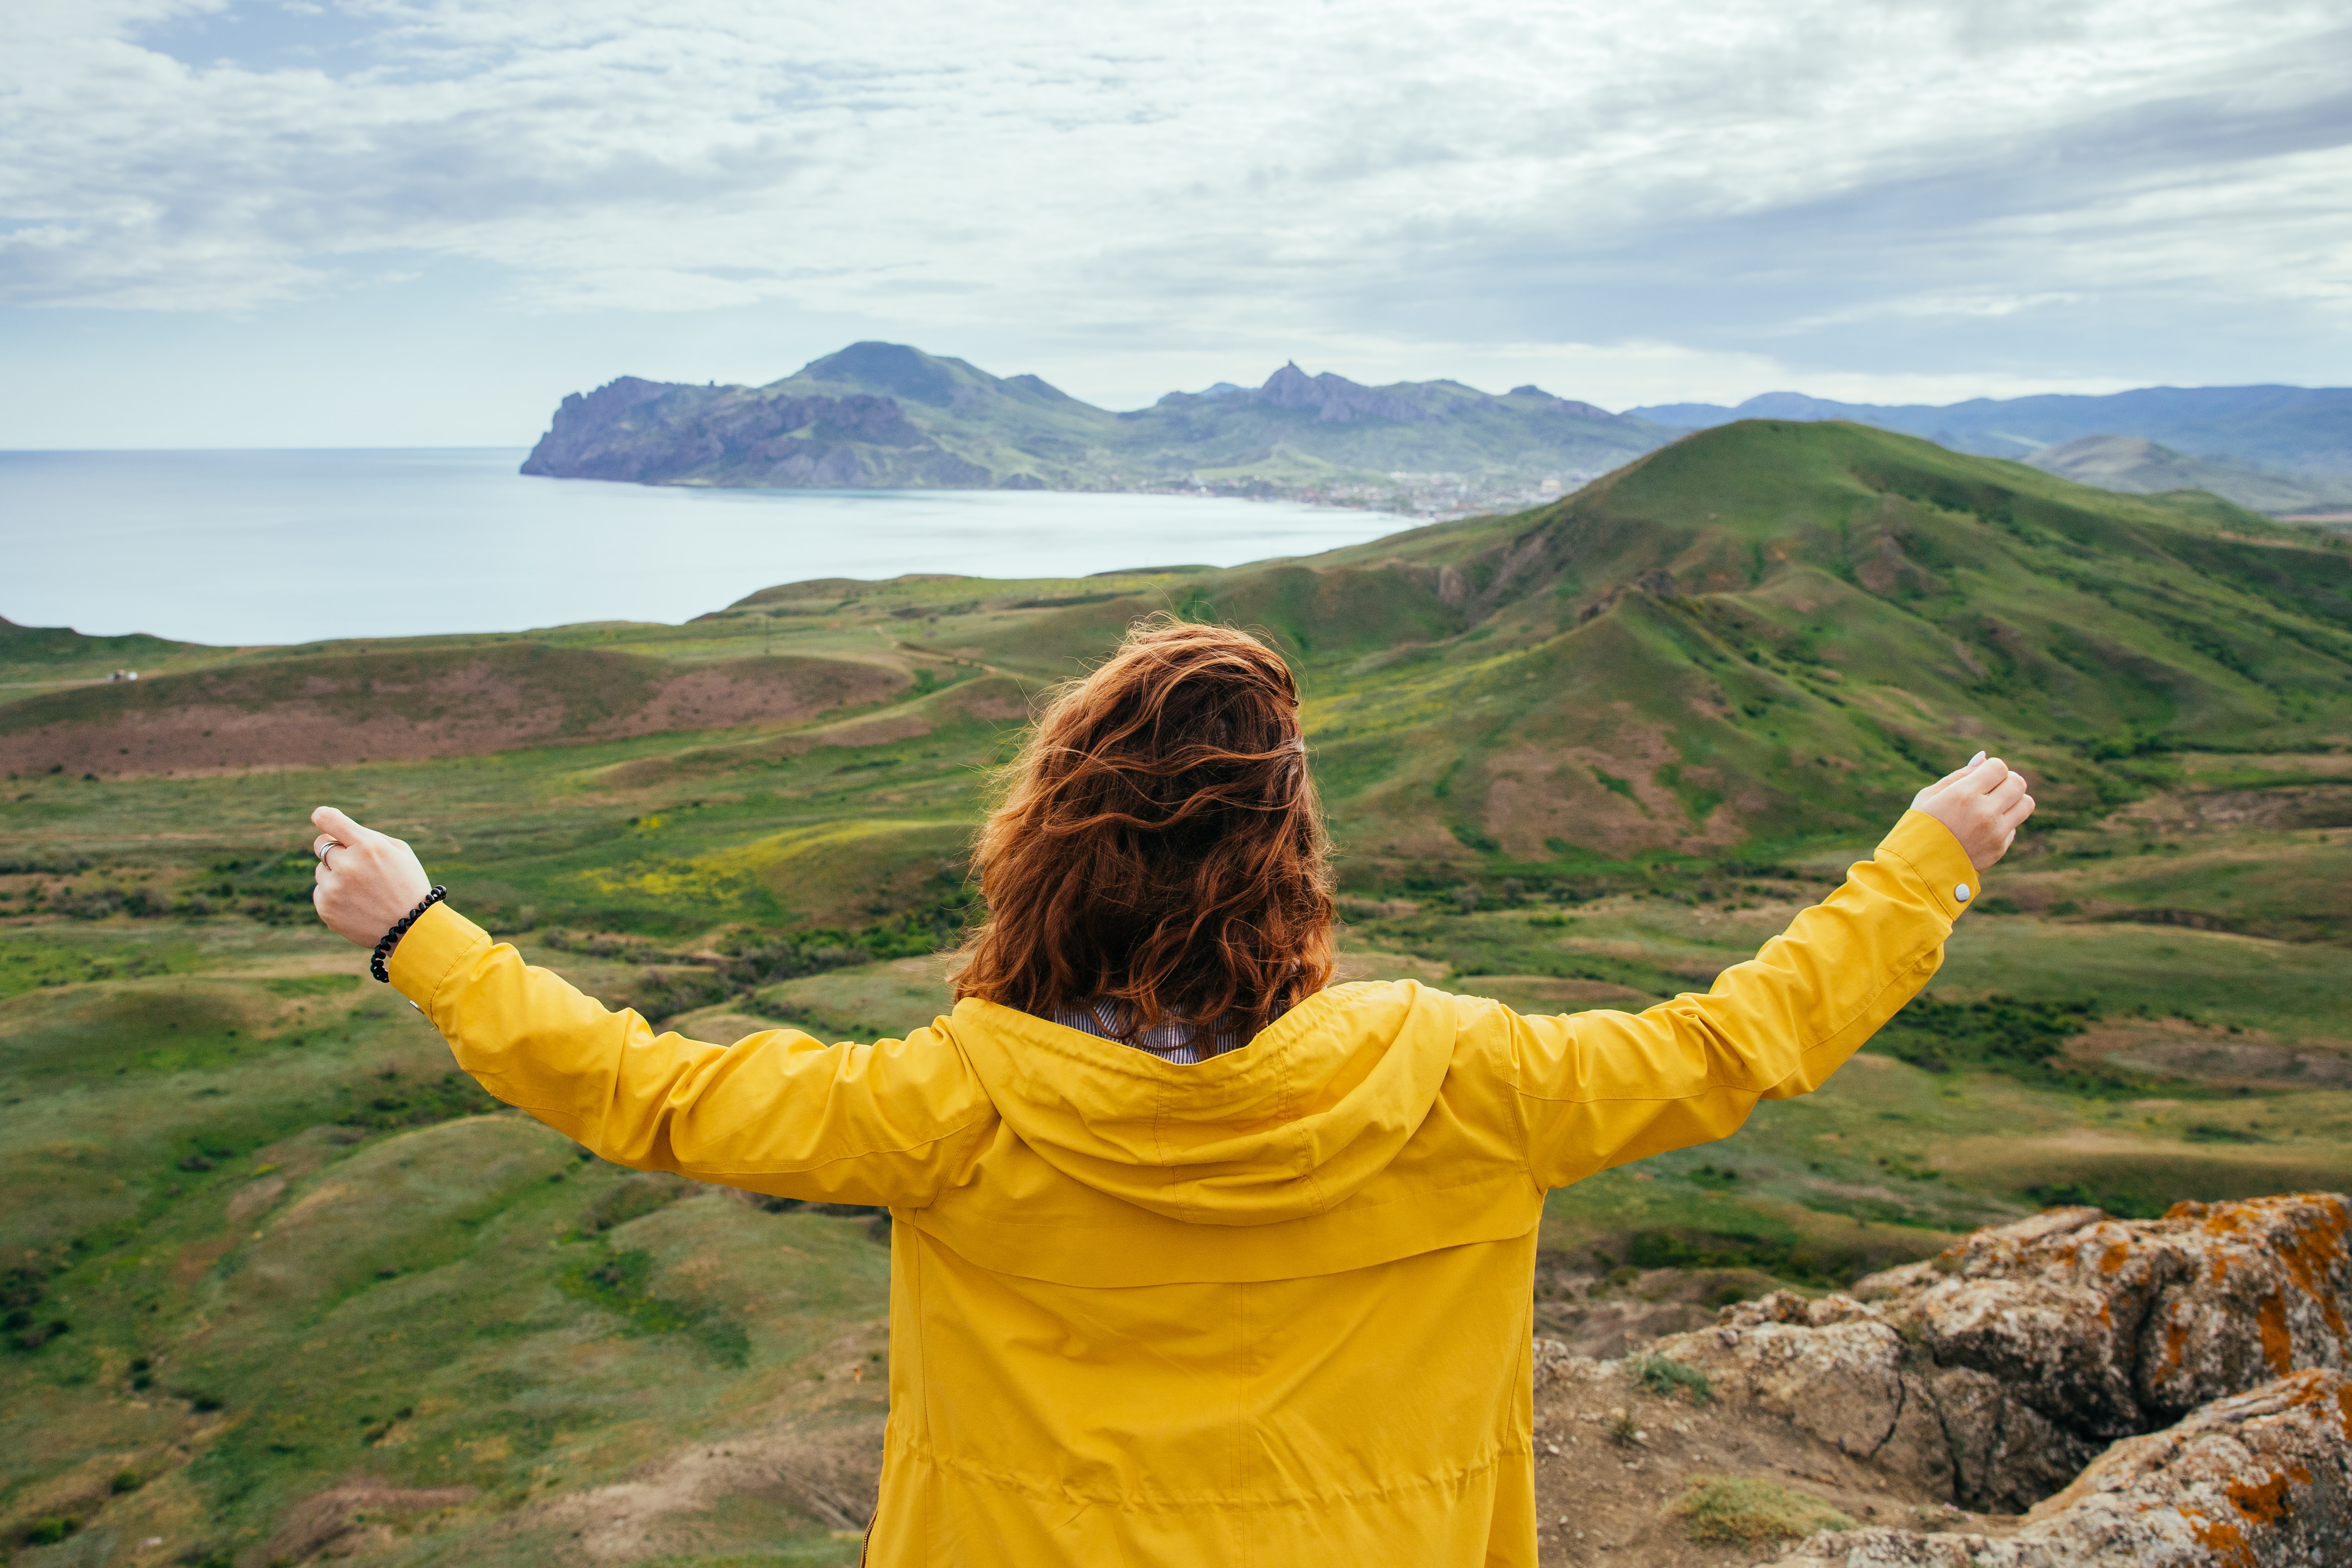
<box><xmin>1955</xmin><ymin>883</ymin><xmax>1972</xmax><ymax>902</ymax></box>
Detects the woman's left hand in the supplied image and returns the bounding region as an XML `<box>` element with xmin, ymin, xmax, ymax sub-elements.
<box><xmin>309</xmin><ymin>805</ymin><xmax>433</xmax><ymax>947</ymax></box>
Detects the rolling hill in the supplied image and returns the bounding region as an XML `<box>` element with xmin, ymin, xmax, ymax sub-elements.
<box><xmin>9</xmin><ymin>418</ymin><xmax>2352</xmax><ymax>1563</ymax></box>
<box><xmin>520</xmin><ymin>341</ymin><xmax>1673</xmax><ymax>496</ymax></box>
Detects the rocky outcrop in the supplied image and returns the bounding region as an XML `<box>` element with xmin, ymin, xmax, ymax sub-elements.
<box><xmin>1761</xmin><ymin>1368</ymin><xmax>2352</xmax><ymax>1566</ymax></box>
<box><xmin>1647</xmin><ymin>1194</ymin><xmax>2352</xmax><ymax>1514</ymax></box>
<box><xmin>522</xmin><ymin>375</ymin><xmax>991</xmax><ymax>488</ymax></box>
<box><xmin>1247</xmin><ymin>361</ymin><xmax>1434</xmax><ymax>424</ymax></box>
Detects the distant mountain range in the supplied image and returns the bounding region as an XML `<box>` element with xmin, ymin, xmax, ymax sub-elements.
<box><xmin>2018</xmin><ymin>436</ymin><xmax>2349</xmax><ymax>516</ymax></box>
<box><xmin>1627</xmin><ymin>386</ymin><xmax>2352</xmax><ymax>486</ymax></box>
<box><xmin>523</xmin><ymin>344</ymin><xmax>2352</xmax><ymax>514</ymax></box>
<box><xmin>522</xmin><ymin>342</ymin><xmax>1669</xmax><ymax>498</ymax></box>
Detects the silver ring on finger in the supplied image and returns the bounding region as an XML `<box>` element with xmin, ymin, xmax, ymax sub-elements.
<box><xmin>316</xmin><ymin>839</ymin><xmax>337</xmax><ymax>869</ymax></box>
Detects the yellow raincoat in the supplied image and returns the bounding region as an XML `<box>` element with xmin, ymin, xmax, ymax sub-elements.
<box><xmin>388</xmin><ymin>810</ymin><xmax>1979</xmax><ymax>1566</ymax></box>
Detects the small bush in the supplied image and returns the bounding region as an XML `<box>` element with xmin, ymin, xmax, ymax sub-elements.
<box><xmin>24</xmin><ymin>1517</ymin><xmax>81</xmax><ymax>1545</ymax></box>
<box><xmin>585</xmin><ymin>1173</ymin><xmax>690</xmax><ymax>1233</ymax></box>
<box><xmin>1633</xmin><ymin>1352</ymin><xmax>1713</xmax><ymax>1404</ymax></box>
<box><xmin>111</xmin><ymin>1469</ymin><xmax>142</xmax><ymax>1494</ymax></box>
<box><xmin>2023</xmin><ymin>1182</ymin><xmax>2165</xmax><ymax>1220</ymax></box>
<box><xmin>1670</xmin><ymin>1475</ymin><xmax>1854</xmax><ymax>1546</ymax></box>
<box><xmin>1870</xmin><ymin>993</ymin><xmax>2105</xmax><ymax>1086</ymax></box>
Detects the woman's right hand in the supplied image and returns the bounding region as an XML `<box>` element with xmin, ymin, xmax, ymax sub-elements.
<box><xmin>310</xmin><ymin>805</ymin><xmax>434</xmax><ymax>947</ymax></box>
<box><xmin>1912</xmin><ymin>753</ymin><xmax>2035</xmax><ymax>871</ymax></box>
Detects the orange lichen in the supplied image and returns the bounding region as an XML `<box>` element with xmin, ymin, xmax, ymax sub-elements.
<box><xmin>2263</xmin><ymin>1198</ymin><xmax>2350</xmax><ymax>1344</ymax></box>
<box><xmin>2186</xmin><ymin>1509</ymin><xmax>2258</xmax><ymax>1567</ymax></box>
<box><xmin>2224</xmin><ymin>1467</ymin><xmax>2296</xmax><ymax>1527</ymax></box>
<box><xmin>2099</xmin><ymin>1241</ymin><xmax>2133</xmax><ymax>1275</ymax></box>
<box><xmin>2258</xmin><ymin>1294</ymin><xmax>2294</xmax><ymax>1375</ymax></box>
<box><xmin>2159</xmin><ymin>1314</ymin><xmax>2190</xmax><ymax>1373</ymax></box>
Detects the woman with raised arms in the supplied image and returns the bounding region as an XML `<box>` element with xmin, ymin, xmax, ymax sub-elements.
<box><xmin>308</xmin><ymin>618</ymin><xmax>2032</xmax><ymax>1568</ymax></box>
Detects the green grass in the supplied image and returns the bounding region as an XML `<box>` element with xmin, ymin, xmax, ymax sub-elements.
<box><xmin>1670</xmin><ymin>1474</ymin><xmax>1854</xmax><ymax>1546</ymax></box>
<box><xmin>1632</xmin><ymin>1352</ymin><xmax>1713</xmax><ymax>1404</ymax></box>
<box><xmin>0</xmin><ymin>919</ymin><xmax>892</xmax><ymax>1560</ymax></box>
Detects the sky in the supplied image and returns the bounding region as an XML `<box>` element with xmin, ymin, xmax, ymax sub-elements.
<box><xmin>2</xmin><ymin>0</ymin><xmax>2349</xmax><ymax>447</ymax></box>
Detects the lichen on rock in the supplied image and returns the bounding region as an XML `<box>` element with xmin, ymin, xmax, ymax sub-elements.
<box><xmin>1757</xmin><ymin>1366</ymin><xmax>2352</xmax><ymax>1567</ymax></box>
<box><xmin>1645</xmin><ymin>1193</ymin><xmax>2352</xmax><ymax>1518</ymax></box>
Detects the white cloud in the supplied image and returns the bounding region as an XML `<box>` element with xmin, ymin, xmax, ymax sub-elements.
<box><xmin>0</xmin><ymin>0</ymin><xmax>2346</xmax><ymax>415</ymax></box>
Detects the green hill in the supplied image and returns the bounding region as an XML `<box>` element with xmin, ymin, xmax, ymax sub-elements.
<box><xmin>879</xmin><ymin>418</ymin><xmax>2352</xmax><ymax>877</ymax></box>
<box><xmin>519</xmin><ymin>341</ymin><xmax>1672</xmax><ymax>495</ymax></box>
<box><xmin>8</xmin><ymin>419</ymin><xmax>2352</xmax><ymax>1561</ymax></box>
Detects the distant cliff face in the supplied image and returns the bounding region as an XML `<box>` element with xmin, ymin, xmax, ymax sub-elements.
<box><xmin>520</xmin><ymin>341</ymin><xmax>1676</xmax><ymax>492</ymax></box>
<box><xmin>520</xmin><ymin>375</ymin><xmax>991</xmax><ymax>489</ymax></box>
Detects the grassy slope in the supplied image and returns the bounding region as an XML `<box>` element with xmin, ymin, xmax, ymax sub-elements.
<box><xmin>7</xmin><ymin>419</ymin><xmax>2352</xmax><ymax>1558</ymax></box>
<box><xmin>0</xmin><ymin>920</ymin><xmax>888</xmax><ymax>1566</ymax></box>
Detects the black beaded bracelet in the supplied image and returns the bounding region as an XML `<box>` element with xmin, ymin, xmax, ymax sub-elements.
<box><xmin>372</xmin><ymin>886</ymin><xmax>448</xmax><ymax>983</ymax></box>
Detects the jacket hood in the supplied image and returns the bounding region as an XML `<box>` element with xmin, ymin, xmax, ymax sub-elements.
<box><xmin>946</xmin><ymin>980</ymin><xmax>1458</xmax><ymax>1227</ymax></box>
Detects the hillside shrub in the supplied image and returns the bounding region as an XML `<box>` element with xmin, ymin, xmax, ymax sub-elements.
<box><xmin>0</xmin><ymin>853</ymin><xmax>92</xmax><ymax>875</ymax></box>
<box><xmin>558</xmin><ymin>1242</ymin><xmax>748</xmax><ymax>1367</ymax></box>
<box><xmin>2023</xmin><ymin>1182</ymin><xmax>2165</xmax><ymax>1220</ymax></box>
<box><xmin>585</xmin><ymin>1173</ymin><xmax>690</xmax><ymax>1233</ymax></box>
<box><xmin>1670</xmin><ymin>1476</ymin><xmax>1853</xmax><ymax>1546</ymax></box>
<box><xmin>1869</xmin><ymin>993</ymin><xmax>2116</xmax><ymax>1088</ymax></box>
<box><xmin>334</xmin><ymin>1071</ymin><xmax>498</xmax><ymax>1132</ymax></box>
<box><xmin>630</xmin><ymin>968</ymin><xmax>729</xmax><ymax>1024</ymax></box>
<box><xmin>1633</xmin><ymin>1352</ymin><xmax>1713</xmax><ymax>1404</ymax></box>
<box><xmin>1628</xmin><ymin>1228</ymin><xmax>1832</xmax><ymax>1284</ymax></box>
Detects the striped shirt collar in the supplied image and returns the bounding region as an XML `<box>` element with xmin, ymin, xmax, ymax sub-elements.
<box><xmin>1041</xmin><ymin>998</ymin><xmax>1246</xmax><ymax>1065</ymax></box>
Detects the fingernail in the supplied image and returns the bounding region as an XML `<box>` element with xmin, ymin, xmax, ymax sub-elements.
<box><xmin>1968</xmin><ymin>750</ymin><xmax>1986</xmax><ymax>767</ymax></box>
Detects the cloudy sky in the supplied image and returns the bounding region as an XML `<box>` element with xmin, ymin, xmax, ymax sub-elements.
<box><xmin>4</xmin><ymin>0</ymin><xmax>2348</xmax><ymax>446</ymax></box>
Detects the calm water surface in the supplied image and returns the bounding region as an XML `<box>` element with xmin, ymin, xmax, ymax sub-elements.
<box><xmin>0</xmin><ymin>449</ymin><xmax>1405</xmax><ymax>646</ymax></box>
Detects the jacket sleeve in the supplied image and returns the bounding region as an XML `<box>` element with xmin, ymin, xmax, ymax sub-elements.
<box><xmin>386</xmin><ymin>904</ymin><xmax>998</xmax><ymax>1207</ymax></box>
<box><xmin>1509</xmin><ymin>810</ymin><xmax>1979</xmax><ymax>1191</ymax></box>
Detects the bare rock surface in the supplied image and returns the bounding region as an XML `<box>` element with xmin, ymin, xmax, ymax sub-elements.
<box><xmin>1759</xmin><ymin>1367</ymin><xmax>2352</xmax><ymax>1567</ymax></box>
<box><xmin>1647</xmin><ymin>1193</ymin><xmax>2352</xmax><ymax>1514</ymax></box>
<box><xmin>1863</xmin><ymin>1194</ymin><xmax>2352</xmax><ymax>1435</ymax></box>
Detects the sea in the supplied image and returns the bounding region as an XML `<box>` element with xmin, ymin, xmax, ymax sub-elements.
<box><xmin>0</xmin><ymin>449</ymin><xmax>1408</xmax><ymax>648</ymax></box>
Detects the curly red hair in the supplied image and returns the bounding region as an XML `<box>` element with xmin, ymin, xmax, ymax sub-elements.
<box><xmin>948</xmin><ymin>617</ymin><xmax>1336</xmax><ymax>1040</ymax></box>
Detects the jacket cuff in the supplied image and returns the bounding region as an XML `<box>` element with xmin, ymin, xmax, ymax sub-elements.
<box><xmin>1875</xmin><ymin>810</ymin><xmax>1982</xmax><ymax>922</ymax></box>
<box><xmin>386</xmin><ymin>900</ymin><xmax>491</xmax><ymax>1011</ymax></box>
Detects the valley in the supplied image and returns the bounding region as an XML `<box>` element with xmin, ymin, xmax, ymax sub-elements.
<box><xmin>7</xmin><ymin>418</ymin><xmax>2352</xmax><ymax>1565</ymax></box>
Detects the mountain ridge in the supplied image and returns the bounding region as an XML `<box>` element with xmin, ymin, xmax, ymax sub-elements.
<box><xmin>2020</xmin><ymin>434</ymin><xmax>2352</xmax><ymax>514</ymax></box>
<box><xmin>525</xmin><ymin>344</ymin><xmax>2352</xmax><ymax>512</ymax></box>
<box><xmin>521</xmin><ymin>342</ymin><xmax>1674</xmax><ymax>499</ymax></box>
<box><xmin>1626</xmin><ymin>384</ymin><xmax>2352</xmax><ymax>481</ymax></box>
